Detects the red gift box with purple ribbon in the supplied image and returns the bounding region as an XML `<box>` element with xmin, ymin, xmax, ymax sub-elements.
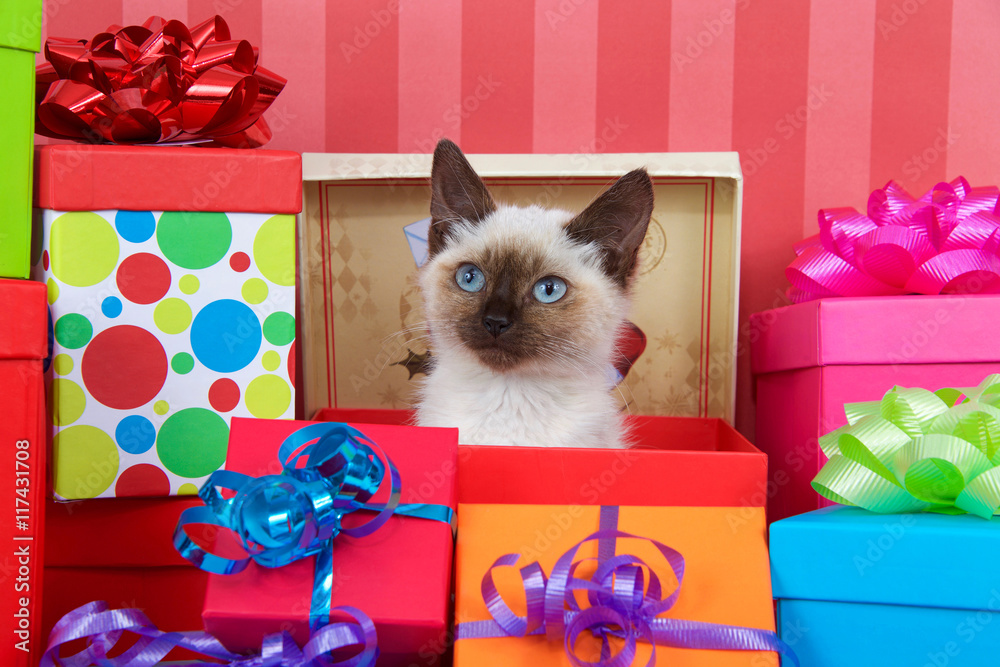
<box><xmin>751</xmin><ymin>177</ymin><xmax>1000</xmax><ymax>523</ymax></box>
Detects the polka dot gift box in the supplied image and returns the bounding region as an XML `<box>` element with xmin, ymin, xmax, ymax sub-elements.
<box><xmin>34</xmin><ymin>144</ymin><xmax>302</xmax><ymax>499</ymax></box>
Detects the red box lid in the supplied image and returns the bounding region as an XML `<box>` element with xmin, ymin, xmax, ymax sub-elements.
<box><xmin>750</xmin><ymin>295</ymin><xmax>1000</xmax><ymax>374</ymax></box>
<box><xmin>34</xmin><ymin>145</ymin><xmax>302</xmax><ymax>214</ymax></box>
<box><xmin>313</xmin><ymin>408</ymin><xmax>768</xmax><ymax>508</ymax></box>
<box><xmin>0</xmin><ymin>279</ymin><xmax>47</xmax><ymax>359</ymax></box>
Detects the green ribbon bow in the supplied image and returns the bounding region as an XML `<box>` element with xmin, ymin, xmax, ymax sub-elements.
<box><xmin>812</xmin><ymin>374</ymin><xmax>1000</xmax><ymax>519</ymax></box>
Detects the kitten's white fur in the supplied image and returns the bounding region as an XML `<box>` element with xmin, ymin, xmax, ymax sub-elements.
<box><xmin>416</xmin><ymin>203</ymin><xmax>631</xmax><ymax>448</ymax></box>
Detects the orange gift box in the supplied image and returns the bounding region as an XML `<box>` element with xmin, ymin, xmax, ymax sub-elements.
<box><xmin>454</xmin><ymin>504</ymin><xmax>779</xmax><ymax>667</ymax></box>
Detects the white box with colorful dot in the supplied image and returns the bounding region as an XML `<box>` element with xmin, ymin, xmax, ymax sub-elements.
<box><xmin>33</xmin><ymin>145</ymin><xmax>302</xmax><ymax>499</ymax></box>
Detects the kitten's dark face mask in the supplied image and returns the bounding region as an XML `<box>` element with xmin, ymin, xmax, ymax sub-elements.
<box><xmin>423</xmin><ymin>139</ymin><xmax>653</xmax><ymax>372</ymax></box>
<box><xmin>443</xmin><ymin>248</ymin><xmax>572</xmax><ymax>370</ymax></box>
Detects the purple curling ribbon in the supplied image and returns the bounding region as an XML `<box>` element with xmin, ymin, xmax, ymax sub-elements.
<box><xmin>786</xmin><ymin>176</ymin><xmax>1000</xmax><ymax>302</ymax></box>
<box><xmin>40</xmin><ymin>600</ymin><xmax>378</xmax><ymax>667</ymax></box>
<box><xmin>456</xmin><ymin>506</ymin><xmax>799</xmax><ymax>667</ymax></box>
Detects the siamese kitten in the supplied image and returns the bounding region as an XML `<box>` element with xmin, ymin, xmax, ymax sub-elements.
<box><xmin>415</xmin><ymin>139</ymin><xmax>653</xmax><ymax>448</ymax></box>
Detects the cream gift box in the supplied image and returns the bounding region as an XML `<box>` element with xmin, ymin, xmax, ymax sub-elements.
<box><xmin>298</xmin><ymin>152</ymin><xmax>743</xmax><ymax>422</ymax></box>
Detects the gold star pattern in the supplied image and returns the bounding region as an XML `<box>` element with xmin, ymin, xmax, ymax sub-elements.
<box><xmin>377</xmin><ymin>384</ymin><xmax>405</xmax><ymax>409</ymax></box>
<box><xmin>655</xmin><ymin>330</ymin><xmax>680</xmax><ymax>353</ymax></box>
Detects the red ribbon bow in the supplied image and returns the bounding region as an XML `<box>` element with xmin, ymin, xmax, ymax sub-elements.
<box><xmin>35</xmin><ymin>15</ymin><xmax>285</xmax><ymax>147</ymax></box>
<box><xmin>786</xmin><ymin>177</ymin><xmax>1000</xmax><ymax>302</ymax></box>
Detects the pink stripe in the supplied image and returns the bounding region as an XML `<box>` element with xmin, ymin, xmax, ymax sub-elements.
<box><xmin>326</xmin><ymin>1</ymin><xmax>399</xmax><ymax>152</ymax></box>
<box><xmin>668</xmin><ymin>0</ymin><xmax>736</xmax><ymax>152</ymax></box>
<box><xmin>123</xmin><ymin>0</ymin><xmax>186</xmax><ymax>25</ymax></box>
<box><xmin>188</xmin><ymin>0</ymin><xmax>261</xmax><ymax>48</ymax></box>
<box><xmin>803</xmin><ymin>0</ymin><xmax>877</xmax><ymax>236</ymax></box>
<box><xmin>261</xmin><ymin>0</ymin><xmax>325</xmax><ymax>153</ymax></box>
<box><xmin>461</xmin><ymin>0</ymin><xmax>534</xmax><ymax>153</ymax></box>
<box><xmin>947</xmin><ymin>0</ymin><xmax>1000</xmax><ymax>185</ymax></box>
<box><xmin>870</xmin><ymin>0</ymin><xmax>953</xmax><ymax>194</ymax></box>
<box><xmin>397</xmin><ymin>0</ymin><xmax>463</xmax><ymax>152</ymax></box>
<box><xmin>596</xmin><ymin>0</ymin><xmax>672</xmax><ymax>152</ymax></box>
<box><xmin>532</xmin><ymin>0</ymin><xmax>598</xmax><ymax>153</ymax></box>
<box><xmin>732</xmin><ymin>1</ymin><xmax>812</xmax><ymax>435</ymax></box>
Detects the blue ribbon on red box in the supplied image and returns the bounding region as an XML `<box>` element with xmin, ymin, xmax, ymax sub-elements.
<box><xmin>41</xmin><ymin>600</ymin><xmax>378</xmax><ymax>666</ymax></box>
<box><xmin>456</xmin><ymin>506</ymin><xmax>800</xmax><ymax>666</ymax></box>
<box><xmin>172</xmin><ymin>422</ymin><xmax>454</xmax><ymax>632</ymax></box>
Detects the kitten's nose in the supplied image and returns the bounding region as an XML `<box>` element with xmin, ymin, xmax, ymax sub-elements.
<box><xmin>482</xmin><ymin>315</ymin><xmax>512</xmax><ymax>338</ymax></box>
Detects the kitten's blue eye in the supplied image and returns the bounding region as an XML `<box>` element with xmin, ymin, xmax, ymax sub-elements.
<box><xmin>455</xmin><ymin>264</ymin><xmax>485</xmax><ymax>292</ymax></box>
<box><xmin>532</xmin><ymin>276</ymin><xmax>567</xmax><ymax>303</ymax></box>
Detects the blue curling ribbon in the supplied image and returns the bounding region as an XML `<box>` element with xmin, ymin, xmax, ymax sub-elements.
<box><xmin>456</xmin><ymin>506</ymin><xmax>800</xmax><ymax>667</ymax></box>
<box><xmin>40</xmin><ymin>600</ymin><xmax>379</xmax><ymax>667</ymax></box>
<box><xmin>174</xmin><ymin>422</ymin><xmax>454</xmax><ymax>632</ymax></box>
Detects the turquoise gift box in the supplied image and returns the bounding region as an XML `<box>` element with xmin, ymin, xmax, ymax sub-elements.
<box><xmin>770</xmin><ymin>506</ymin><xmax>1000</xmax><ymax>666</ymax></box>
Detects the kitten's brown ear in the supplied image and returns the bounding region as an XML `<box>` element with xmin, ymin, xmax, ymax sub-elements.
<box><xmin>428</xmin><ymin>139</ymin><xmax>496</xmax><ymax>257</ymax></box>
<box><xmin>566</xmin><ymin>169</ymin><xmax>654</xmax><ymax>288</ymax></box>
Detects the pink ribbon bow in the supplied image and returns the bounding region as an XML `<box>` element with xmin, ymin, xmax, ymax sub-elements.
<box><xmin>786</xmin><ymin>177</ymin><xmax>1000</xmax><ymax>302</ymax></box>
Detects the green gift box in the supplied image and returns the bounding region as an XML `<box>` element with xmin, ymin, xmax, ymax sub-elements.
<box><xmin>0</xmin><ymin>0</ymin><xmax>41</xmax><ymax>279</ymax></box>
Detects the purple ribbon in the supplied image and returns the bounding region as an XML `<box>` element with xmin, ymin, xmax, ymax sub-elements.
<box><xmin>456</xmin><ymin>506</ymin><xmax>798</xmax><ymax>666</ymax></box>
<box><xmin>40</xmin><ymin>600</ymin><xmax>378</xmax><ymax>667</ymax></box>
<box><xmin>786</xmin><ymin>176</ymin><xmax>1000</xmax><ymax>302</ymax></box>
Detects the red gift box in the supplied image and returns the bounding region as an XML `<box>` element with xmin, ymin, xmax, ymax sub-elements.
<box><xmin>34</xmin><ymin>144</ymin><xmax>302</xmax><ymax>214</ymax></box>
<box><xmin>45</xmin><ymin>496</ymin><xmax>200</xmax><ymax>567</ymax></box>
<box><xmin>0</xmin><ymin>278</ymin><xmax>47</xmax><ymax>667</ymax></box>
<box><xmin>313</xmin><ymin>408</ymin><xmax>769</xmax><ymax>507</ymax></box>
<box><xmin>42</xmin><ymin>495</ymin><xmax>206</xmax><ymax>659</ymax></box>
<box><xmin>201</xmin><ymin>417</ymin><xmax>457</xmax><ymax>666</ymax></box>
<box><xmin>42</xmin><ymin>566</ymin><xmax>207</xmax><ymax>636</ymax></box>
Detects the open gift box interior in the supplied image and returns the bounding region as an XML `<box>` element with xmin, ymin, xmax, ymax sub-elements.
<box><xmin>299</xmin><ymin>152</ymin><xmax>742</xmax><ymax>423</ymax></box>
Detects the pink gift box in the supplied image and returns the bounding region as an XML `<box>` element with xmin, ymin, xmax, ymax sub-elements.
<box><xmin>750</xmin><ymin>294</ymin><xmax>1000</xmax><ymax>523</ymax></box>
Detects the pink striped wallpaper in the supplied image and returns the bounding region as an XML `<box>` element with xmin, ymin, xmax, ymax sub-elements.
<box><xmin>38</xmin><ymin>0</ymin><xmax>1000</xmax><ymax>437</ymax></box>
